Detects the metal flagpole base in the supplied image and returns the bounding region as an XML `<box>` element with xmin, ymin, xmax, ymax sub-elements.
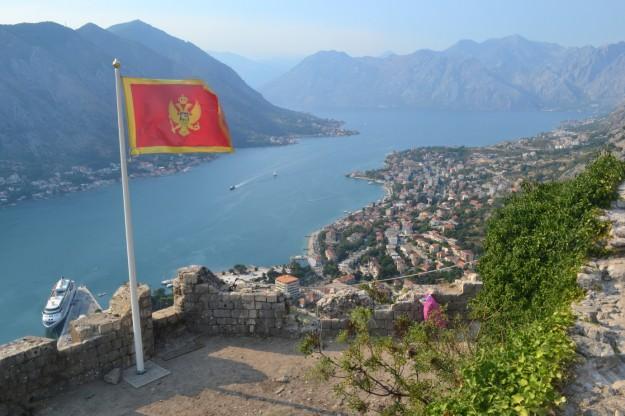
<box><xmin>122</xmin><ymin>360</ymin><xmax>170</xmax><ymax>388</ymax></box>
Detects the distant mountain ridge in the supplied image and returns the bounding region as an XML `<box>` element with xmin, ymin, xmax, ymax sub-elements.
<box><xmin>206</xmin><ymin>51</ymin><xmax>299</xmax><ymax>88</ymax></box>
<box><xmin>262</xmin><ymin>35</ymin><xmax>625</xmax><ymax>111</ymax></box>
<box><xmin>0</xmin><ymin>20</ymin><xmax>341</xmax><ymax>177</ymax></box>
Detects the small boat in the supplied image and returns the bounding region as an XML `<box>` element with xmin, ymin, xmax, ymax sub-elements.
<box><xmin>41</xmin><ymin>277</ymin><xmax>77</xmax><ymax>329</ymax></box>
<box><xmin>273</xmin><ymin>171</ymin><xmax>278</xmax><ymax>178</ymax></box>
<box><xmin>161</xmin><ymin>279</ymin><xmax>173</xmax><ymax>286</ymax></box>
<box><xmin>368</xmin><ymin>181</ymin><xmax>374</xmax><ymax>185</ymax></box>
<box><xmin>97</xmin><ymin>292</ymin><xmax>107</xmax><ymax>298</ymax></box>
<box><xmin>230</xmin><ymin>185</ymin><xmax>236</xmax><ymax>191</ymax></box>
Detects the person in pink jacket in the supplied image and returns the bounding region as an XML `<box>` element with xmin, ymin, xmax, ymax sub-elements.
<box><xmin>421</xmin><ymin>294</ymin><xmax>447</xmax><ymax>328</ymax></box>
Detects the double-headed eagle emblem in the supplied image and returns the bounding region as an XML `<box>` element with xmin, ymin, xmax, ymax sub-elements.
<box><xmin>168</xmin><ymin>95</ymin><xmax>201</xmax><ymax>136</ymax></box>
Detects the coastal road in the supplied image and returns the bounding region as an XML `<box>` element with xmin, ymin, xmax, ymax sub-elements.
<box><xmin>306</xmin><ymin>230</ymin><xmax>324</xmax><ymax>276</ymax></box>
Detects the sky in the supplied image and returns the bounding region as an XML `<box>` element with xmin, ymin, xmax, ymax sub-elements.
<box><xmin>2</xmin><ymin>0</ymin><xmax>625</xmax><ymax>59</ymax></box>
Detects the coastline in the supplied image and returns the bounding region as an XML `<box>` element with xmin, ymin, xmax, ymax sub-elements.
<box><xmin>305</xmin><ymin>174</ymin><xmax>390</xmax><ymax>275</ymax></box>
<box><xmin>303</xmin><ymin>110</ymin><xmax>603</xmax><ymax>282</ymax></box>
<box><xmin>0</xmin><ymin>129</ymin><xmax>358</xmax><ymax>209</ymax></box>
<box><xmin>0</xmin><ymin>109</ymin><xmax>600</xmax><ymax>342</ymax></box>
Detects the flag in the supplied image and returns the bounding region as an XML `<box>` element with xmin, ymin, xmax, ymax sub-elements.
<box><xmin>122</xmin><ymin>78</ymin><xmax>233</xmax><ymax>155</ymax></box>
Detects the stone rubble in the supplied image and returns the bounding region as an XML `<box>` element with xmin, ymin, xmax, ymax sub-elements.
<box><xmin>315</xmin><ymin>289</ymin><xmax>373</xmax><ymax>318</ymax></box>
<box><xmin>103</xmin><ymin>367</ymin><xmax>121</xmax><ymax>385</ymax></box>
<box><xmin>564</xmin><ymin>183</ymin><xmax>625</xmax><ymax>415</ymax></box>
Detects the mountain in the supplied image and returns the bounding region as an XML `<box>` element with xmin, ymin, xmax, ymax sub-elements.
<box><xmin>0</xmin><ymin>20</ymin><xmax>341</xmax><ymax>178</ymax></box>
<box><xmin>262</xmin><ymin>35</ymin><xmax>625</xmax><ymax>111</ymax></box>
<box><xmin>207</xmin><ymin>51</ymin><xmax>299</xmax><ymax>88</ymax></box>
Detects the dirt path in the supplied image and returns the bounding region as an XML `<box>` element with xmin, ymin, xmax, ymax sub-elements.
<box><xmin>36</xmin><ymin>337</ymin><xmax>349</xmax><ymax>416</ymax></box>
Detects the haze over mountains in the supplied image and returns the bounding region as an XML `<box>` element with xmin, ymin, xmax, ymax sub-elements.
<box><xmin>206</xmin><ymin>51</ymin><xmax>300</xmax><ymax>89</ymax></box>
<box><xmin>262</xmin><ymin>35</ymin><xmax>625</xmax><ymax>111</ymax></box>
<box><xmin>0</xmin><ymin>20</ymin><xmax>339</xmax><ymax>176</ymax></box>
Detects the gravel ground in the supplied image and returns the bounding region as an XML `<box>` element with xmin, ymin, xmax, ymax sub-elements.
<box><xmin>35</xmin><ymin>336</ymin><xmax>350</xmax><ymax>416</ymax></box>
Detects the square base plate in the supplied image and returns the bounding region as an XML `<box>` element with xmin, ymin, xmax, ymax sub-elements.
<box><xmin>122</xmin><ymin>360</ymin><xmax>170</xmax><ymax>388</ymax></box>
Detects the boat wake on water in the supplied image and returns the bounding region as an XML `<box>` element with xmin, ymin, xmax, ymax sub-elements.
<box><xmin>230</xmin><ymin>165</ymin><xmax>287</xmax><ymax>190</ymax></box>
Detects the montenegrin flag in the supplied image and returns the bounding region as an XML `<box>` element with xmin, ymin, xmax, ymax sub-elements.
<box><xmin>122</xmin><ymin>78</ymin><xmax>233</xmax><ymax>155</ymax></box>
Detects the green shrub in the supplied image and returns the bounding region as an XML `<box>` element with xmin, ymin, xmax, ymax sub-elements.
<box><xmin>472</xmin><ymin>152</ymin><xmax>625</xmax><ymax>335</ymax></box>
<box><xmin>431</xmin><ymin>152</ymin><xmax>625</xmax><ymax>414</ymax></box>
<box><xmin>428</xmin><ymin>309</ymin><xmax>575</xmax><ymax>415</ymax></box>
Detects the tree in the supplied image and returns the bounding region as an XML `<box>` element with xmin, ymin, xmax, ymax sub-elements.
<box><xmin>300</xmin><ymin>307</ymin><xmax>474</xmax><ymax>414</ymax></box>
<box><xmin>151</xmin><ymin>287</ymin><xmax>173</xmax><ymax>311</ymax></box>
<box><xmin>233</xmin><ymin>264</ymin><xmax>248</xmax><ymax>274</ymax></box>
<box><xmin>323</xmin><ymin>262</ymin><xmax>340</xmax><ymax>278</ymax></box>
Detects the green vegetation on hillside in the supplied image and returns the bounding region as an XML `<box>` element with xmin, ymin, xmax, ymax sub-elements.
<box><xmin>301</xmin><ymin>152</ymin><xmax>625</xmax><ymax>415</ymax></box>
<box><xmin>431</xmin><ymin>152</ymin><xmax>625</xmax><ymax>414</ymax></box>
<box><xmin>473</xmin><ymin>151</ymin><xmax>625</xmax><ymax>334</ymax></box>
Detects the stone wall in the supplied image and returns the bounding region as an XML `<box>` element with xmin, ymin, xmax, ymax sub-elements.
<box><xmin>317</xmin><ymin>279</ymin><xmax>482</xmax><ymax>336</ymax></box>
<box><xmin>170</xmin><ymin>265</ymin><xmax>288</xmax><ymax>336</ymax></box>
<box><xmin>320</xmin><ymin>300</ymin><xmax>423</xmax><ymax>336</ymax></box>
<box><xmin>0</xmin><ymin>284</ymin><xmax>153</xmax><ymax>408</ymax></box>
<box><xmin>0</xmin><ymin>264</ymin><xmax>481</xmax><ymax>408</ymax></box>
<box><xmin>430</xmin><ymin>278</ymin><xmax>483</xmax><ymax>316</ymax></box>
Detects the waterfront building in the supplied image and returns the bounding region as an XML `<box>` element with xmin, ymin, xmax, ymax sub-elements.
<box><xmin>275</xmin><ymin>275</ymin><xmax>300</xmax><ymax>298</ymax></box>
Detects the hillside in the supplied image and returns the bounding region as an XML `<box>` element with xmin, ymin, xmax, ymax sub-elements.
<box><xmin>0</xmin><ymin>21</ymin><xmax>342</xmax><ymax>179</ymax></box>
<box><xmin>206</xmin><ymin>51</ymin><xmax>298</xmax><ymax>88</ymax></box>
<box><xmin>262</xmin><ymin>35</ymin><xmax>625</xmax><ymax>111</ymax></box>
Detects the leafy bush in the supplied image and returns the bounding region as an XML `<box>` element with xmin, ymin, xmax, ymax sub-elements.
<box><xmin>429</xmin><ymin>309</ymin><xmax>575</xmax><ymax>415</ymax></box>
<box><xmin>432</xmin><ymin>152</ymin><xmax>625</xmax><ymax>414</ymax></box>
<box><xmin>472</xmin><ymin>152</ymin><xmax>625</xmax><ymax>335</ymax></box>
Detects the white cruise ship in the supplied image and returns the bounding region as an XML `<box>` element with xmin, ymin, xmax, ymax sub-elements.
<box><xmin>41</xmin><ymin>278</ymin><xmax>76</xmax><ymax>329</ymax></box>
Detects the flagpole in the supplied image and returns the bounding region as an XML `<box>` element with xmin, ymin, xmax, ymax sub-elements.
<box><xmin>113</xmin><ymin>58</ymin><xmax>145</xmax><ymax>375</ymax></box>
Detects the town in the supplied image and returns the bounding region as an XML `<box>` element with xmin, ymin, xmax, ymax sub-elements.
<box><xmin>295</xmin><ymin>115</ymin><xmax>609</xmax><ymax>299</ymax></box>
<box><xmin>193</xmin><ymin>114</ymin><xmax>612</xmax><ymax>313</ymax></box>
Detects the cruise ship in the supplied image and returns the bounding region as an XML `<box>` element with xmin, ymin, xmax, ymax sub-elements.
<box><xmin>41</xmin><ymin>278</ymin><xmax>76</xmax><ymax>329</ymax></box>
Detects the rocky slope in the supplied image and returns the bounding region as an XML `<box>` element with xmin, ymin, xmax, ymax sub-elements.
<box><xmin>262</xmin><ymin>35</ymin><xmax>625</xmax><ymax>112</ymax></box>
<box><xmin>564</xmin><ymin>183</ymin><xmax>625</xmax><ymax>414</ymax></box>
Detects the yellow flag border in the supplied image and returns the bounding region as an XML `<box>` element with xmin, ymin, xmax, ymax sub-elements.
<box><xmin>121</xmin><ymin>77</ymin><xmax>234</xmax><ymax>155</ymax></box>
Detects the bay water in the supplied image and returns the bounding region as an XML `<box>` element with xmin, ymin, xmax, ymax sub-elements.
<box><xmin>0</xmin><ymin>109</ymin><xmax>588</xmax><ymax>342</ymax></box>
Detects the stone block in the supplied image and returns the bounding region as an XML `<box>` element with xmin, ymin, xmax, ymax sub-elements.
<box><xmin>232</xmin><ymin>309</ymin><xmax>247</xmax><ymax>319</ymax></box>
<box><xmin>228</xmin><ymin>293</ymin><xmax>242</xmax><ymax>304</ymax></box>
<box><xmin>394</xmin><ymin>311</ymin><xmax>409</xmax><ymax>320</ymax></box>
<box><xmin>374</xmin><ymin>308</ymin><xmax>393</xmax><ymax>320</ymax></box>
<box><xmin>104</xmin><ymin>368</ymin><xmax>121</xmax><ymax>385</ymax></box>
<box><xmin>195</xmin><ymin>283</ymin><xmax>210</xmax><ymax>294</ymax></box>
<box><xmin>213</xmin><ymin>309</ymin><xmax>231</xmax><ymax>318</ymax></box>
<box><xmin>272</xmin><ymin>302</ymin><xmax>286</xmax><ymax>312</ymax></box>
<box><xmin>254</xmin><ymin>295</ymin><xmax>267</xmax><ymax>302</ymax></box>
<box><xmin>241</xmin><ymin>293</ymin><xmax>255</xmax><ymax>303</ymax></box>
<box><xmin>259</xmin><ymin>309</ymin><xmax>274</xmax><ymax>318</ymax></box>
